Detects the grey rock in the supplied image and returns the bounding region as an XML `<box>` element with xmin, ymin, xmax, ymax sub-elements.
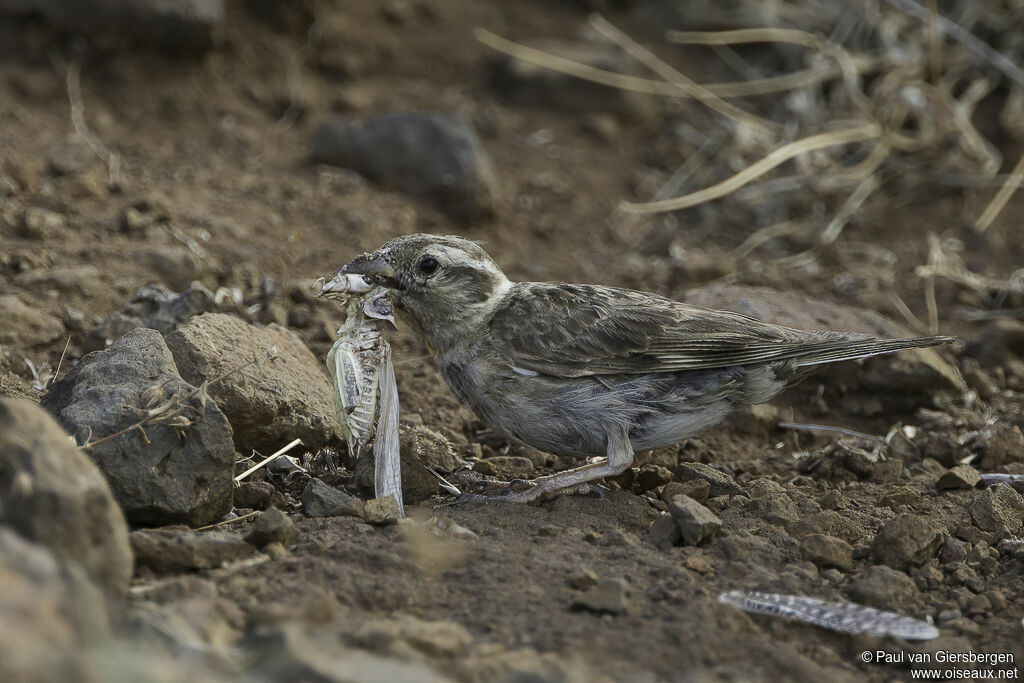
<box><xmin>234</xmin><ymin>481</ymin><xmax>275</xmax><ymax>510</ymax></box>
<box><xmin>42</xmin><ymin>328</ymin><xmax>235</xmax><ymax>526</ymax></box>
<box><xmin>675</xmin><ymin>461</ymin><xmax>741</xmax><ymax>497</ymax></box>
<box><xmin>570</xmin><ymin>578</ymin><xmax>631</xmax><ymax>615</ymax></box>
<box><xmin>83</xmin><ymin>283</ymin><xmax>215</xmax><ymax>352</ymax></box>
<box><xmin>364</xmin><ymin>496</ymin><xmax>401</xmax><ymax>525</ymax></box>
<box><xmin>135</xmin><ymin>246</ymin><xmax>200</xmax><ymax>292</ymax></box>
<box><xmin>0</xmin><ymin>398</ymin><xmax>133</xmax><ymax>593</ymax></box>
<box><xmin>849</xmin><ymin>565</ymin><xmax>921</xmax><ymax>610</ymax></box>
<box><xmin>668</xmin><ymin>494</ymin><xmax>722</xmax><ymax>545</ymax></box>
<box><xmin>0</xmin><ymin>294</ymin><xmax>64</xmax><ymax>348</ymax></box>
<box><xmin>969</xmin><ymin>483</ymin><xmax>1024</xmax><ymax>534</ymax></box>
<box><xmin>871</xmin><ymin>514</ymin><xmax>944</xmax><ymax>569</ymax></box>
<box><xmin>244</xmin><ymin>506</ymin><xmax>299</xmax><ymax>548</ymax></box>
<box><xmin>789</xmin><ymin>510</ymin><xmax>868</xmax><ymax>545</ymax></box>
<box><xmin>0</xmin><ymin>0</ymin><xmax>225</xmax><ymax>53</ymax></box>
<box><xmin>648</xmin><ymin>514</ymin><xmax>681</xmax><ymax>549</ymax></box>
<box><xmin>313</xmin><ymin>112</ymin><xmax>498</xmax><ymax>223</ymax></box>
<box><xmin>131</xmin><ymin>529</ymin><xmax>257</xmax><ymax>573</ymax></box>
<box><xmin>747</xmin><ymin>491</ymin><xmax>800</xmax><ymax>525</ymax></box>
<box><xmin>166</xmin><ymin>313</ymin><xmax>341</xmax><ymax>454</ymax></box>
<box><xmin>662</xmin><ymin>478</ymin><xmax>709</xmax><ymax>504</ymax></box>
<box><xmin>567</xmin><ymin>567</ymin><xmax>599</xmax><ymax>589</ymax></box>
<box><xmin>302</xmin><ymin>478</ymin><xmax>364</xmax><ymax>518</ymax></box>
<box><xmin>45</xmin><ymin>135</ymin><xmax>96</xmax><ymax>175</ymax></box>
<box><xmin>936</xmin><ymin>465</ymin><xmax>981</xmax><ymax>491</ymax></box>
<box><xmin>636</xmin><ymin>464</ymin><xmax>672</xmax><ymax>492</ymax></box>
<box><xmin>800</xmin><ymin>533</ymin><xmax>854</xmax><ymax>571</ymax></box>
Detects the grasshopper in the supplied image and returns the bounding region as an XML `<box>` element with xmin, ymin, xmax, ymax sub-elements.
<box><xmin>317</xmin><ymin>272</ymin><xmax>404</xmax><ymax>516</ymax></box>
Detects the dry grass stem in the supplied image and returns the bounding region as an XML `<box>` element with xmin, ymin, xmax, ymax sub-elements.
<box><xmin>619</xmin><ymin>124</ymin><xmax>880</xmax><ymax>214</ymax></box>
<box><xmin>65</xmin><ymin>61</ymin><xmax>121</xmax><ymax>188</ymax></box>
<box><xmin>194</xmin><ymin>510</ymin><xmax>259</xmax><ymax>532</ymax></box>
<box><xmin>234</xmin><ymin>437</ymin><xmax>303</xmax><ymax>483</ymax></box>
<box><xmin>974</xmin><ymin>148</ymin><xmax>1024</xmax><ymax>233</ymax></box>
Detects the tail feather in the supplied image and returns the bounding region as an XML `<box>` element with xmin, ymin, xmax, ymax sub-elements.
<box><xmin>793</xmin><ymin>335</ymin><xmax>955</xmax><ymax>368</ymax></box>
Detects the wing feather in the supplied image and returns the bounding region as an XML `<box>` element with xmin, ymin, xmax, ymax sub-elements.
<box><xmin>488</xmin><ymin>283</ymin><xmax>948</xmax><ymax>378</ymax></box>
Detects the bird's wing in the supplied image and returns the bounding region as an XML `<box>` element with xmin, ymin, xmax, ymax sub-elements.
<box><xmin>488</xmin><ymin>283</ymin><xmax>872</xmax><ymax>378</ymax></box>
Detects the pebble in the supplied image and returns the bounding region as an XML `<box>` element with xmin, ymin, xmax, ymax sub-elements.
<box><xmin>567</xmin><ymin>567</ymin><xmax>598</xmax><ymax>589</ymax></box>
<box><xmin>870</xmin><ymin>514</ymin><xmax>944</xmax><ymax>569</ymax></box>
<box><xmin>667</xmin><ymin>494</ymin><xmax>722</xmax><ymax>545</ymax></box>
<box><xmin>969</xmin><ymin>483</ymin><xmax>1024</xmax><ymax>534</ymax></box>
<box><xmin>570</xmin><ymin>578</ymin><xmax>631</xmax><ymax>615</ymax></box>
<box><xmin>675</xmin><ymin>462</ymin><xmax>741</xmax><ymax>497</ymax></box>
<box><xmin>936</xmin><ymin>465</ymin><xmax>981</xmax><ymax>491</ymax></box>
<box><xmin>800</xmin><ymin>533</ymin><xmax>854</xmax><ymax>571</ymax></box>
<box><xmin>244</xmin><ymin>507</ymin><xmax>299</xmax><ymax>548</ymax></box>
<box><xmin>364</xmin><ymin>496</ymin><xmax>401</xmax><ymax>525</ymax></box>
<box><xmin>662</xmin><ymin>479</ymin><xmax>709</xmax><ymax>505</ymax></box>
<box><xmin>301</xmin><ymin>478</ymin><xmax>364</xmax><ymax>518</ymax></box>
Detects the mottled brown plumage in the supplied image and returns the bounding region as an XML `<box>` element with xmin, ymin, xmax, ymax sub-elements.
<box><xmin>327</xmin><ymin>233</ymin><xmax>953</xmax><ymax>503</ymax></box>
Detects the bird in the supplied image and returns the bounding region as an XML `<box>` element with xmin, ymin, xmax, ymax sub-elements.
<box><xmin>324</xmin><ymin>233</ymin><xmax>954</xmax><ymax>503</ymax></box>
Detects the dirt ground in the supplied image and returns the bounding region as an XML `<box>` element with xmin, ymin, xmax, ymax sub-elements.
<box><xmin>2</xmin><ymin>1</ymin><xmax>1024</xmax><ymax>681</ymax></box>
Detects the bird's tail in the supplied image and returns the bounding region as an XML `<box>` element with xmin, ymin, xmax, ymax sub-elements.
<box><xmin>793</xmin><ymin>335</ymin><xmax>955</xmax><ymax>368</ymax></box>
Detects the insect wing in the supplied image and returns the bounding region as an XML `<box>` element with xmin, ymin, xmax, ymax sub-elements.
<box><xmin>373</xmin><ymin>343</ymin><xmax>405</xmax><ymax>517</ymax></box>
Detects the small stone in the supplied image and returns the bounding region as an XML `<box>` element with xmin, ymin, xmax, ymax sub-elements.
<box><xmin>883</xmin><ymin>485</ymin><xmax>920</xmax><ymax>507</ymax></box>
<box><xmin>313</xmin><ymin>112</ymin><xmax>498</xmax><ymax>223</ymax></box>
<box><xmin>936</xmin><ymin>465</ymin><xmax>981</xmax><ymax>491</ymax></box>
<box><xmin>667</xmin><ymin>494</ymin><xmax>722</xmax><ymax>545</ymax></box>
<box><xmin>800</xmin><ymin>533</ymin><xmax>854</xmax><ymax>571</ymax></box>
<box><xmin>747</xmin><ymin>492</ymin><xmax>799</xmax><ymax>525</ymax></box>
<box><xmin>819</xmin><ymin>489</ymin><xmax>848</xmax><ymax>510</ymax></box>
<box><xmin>939</xmin><ymin>537</ymin><xmax>968</xmax><ymax>564</ymax></box>
<box><xmin>20</xmin><ymin>207</ymin><xmax>66</xmax><ymax>238</ymax></box>
<box><xmin>301</xmin><ymin>478</ymin><xmax>364</xmax><ymax>518</ymax></box>
<box><xmin>849</xmin><ymin>565</ymin><xmax>921</xmax><ymax>610</ymax></box>
<box><xmin>969</xmin><ymin>483</ymin><xmax>1024</xmax><ymax>534</ymax></box>
<box><xmin>263</xmin><ymin>542</ymin><xmax>288</xmax><ymax>560</ymax></box>
<box><xmin>121</xmin><ymin>207</ymin><xmax>152</xmax><ymax>232</ymax></box>
<box><xmin>567</xmin><ymin>567</ymin><xmax>598</xmax><ymax>589</ymax></box>
<box><xmin>46</xmin><ymin>135</ymin><xmax>95</xmax><ymax>176</ymax></box>
<box><xmin>234</xmin><ymin>481</ymin><xmax>274</xmax><ymax>510</ymax></box>
<box><xmin>472</xmin><ymin>460</ymin><xmax>496</xmax><ymax>476</ymax></box>
<box><xmin>570</xmin><ymin>578</ymin><xmax>630</xmax><ymax>615</ymax></box>
<box><xmin>682</xmin><ymin>555</ymin><xmax>714</xmax><ymax>575</ymax></box>
<box><xmin>244</xmin><ymin>507</ymin><xmax>299</xmax><ymax>548</ymax></box>
<box><xmin>364</xmin><ymin>496</ymin><xmax>401</xmax><ymax>525</ymax></box>
<box><xmin>871</xmin><ymin>514</ymin><xmax>944</xmax><ymax>569</ymax></box>
<box><xmin>167</xmin><ymin>313</ymin><xmax>342</xmax><ymax>453</ymax></box>
<box><xmin>636</xmin><ymin>464</ymin><xmax>672</xmax><ymax>492</ymax></box>
<box><xmin>675</xmin><ymin>462</ymin><xmax>740</xmax><ymax>497</ymax></box>
<box><xmin>662</xmin><ymin>479</ymin><xmax>709</xmax><ymax>505</ymax></box>
<box><xmin>131</xmin><ymin>529</ymin><xmax>257</xmax><ymax>573</ymax></box>
<box><xmin>648</xmin><ymin>514</ymin><xmax>681</xmax><ymax>549</ymax></box>
<box><xmin>746</xmin><ymin>478</ymin><xmax>784</xmax><ymax>498</ymax></box>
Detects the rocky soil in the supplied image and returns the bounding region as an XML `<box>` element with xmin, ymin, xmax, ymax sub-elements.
<box><xmin>2</xmin><ymin>1</ymin><xmax>1024</xmax><ymax>681</ymax></box>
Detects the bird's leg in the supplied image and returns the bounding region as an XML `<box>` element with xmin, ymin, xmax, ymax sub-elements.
<box><xmin>461</xmin><ymin>425</ymin><xmax>634</xmax><ymax>504</ymax></box>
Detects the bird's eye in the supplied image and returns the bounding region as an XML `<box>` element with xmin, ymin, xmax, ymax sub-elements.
<box><xmin>417</xmin><ymin>255</ymin><xmax>439</xmax><ymax>276</ymax></box>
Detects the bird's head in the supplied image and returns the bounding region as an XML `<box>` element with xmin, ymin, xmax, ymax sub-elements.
<box><xmin>323</xmin><ymin>233</ymin><xmax>511</xmax><ymax>351</ymax></box>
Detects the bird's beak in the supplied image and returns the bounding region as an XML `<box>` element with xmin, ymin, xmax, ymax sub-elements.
<box><xmin>324</xmin><ymin>251</ymin><xmax>405</xmax><ymax>293</ymax></box>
